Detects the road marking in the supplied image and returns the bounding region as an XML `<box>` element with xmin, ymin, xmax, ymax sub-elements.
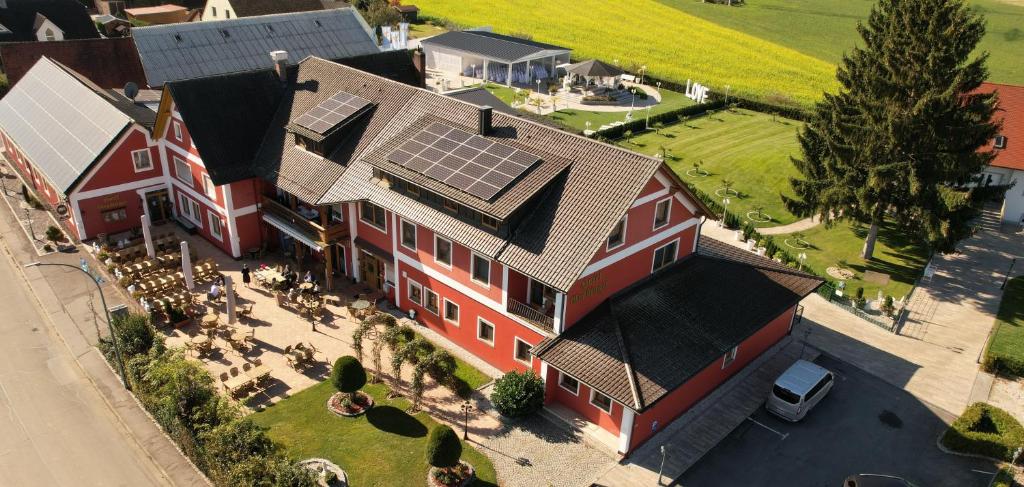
<box><xmin>971</xmin><ymin>469</ymin><xmax>996</xmax><ymax>475</ymax></box>
<box><xmin>746</xmin><ymin>416</ymin><xmax>788</xmax><ymax>440</ymax></box>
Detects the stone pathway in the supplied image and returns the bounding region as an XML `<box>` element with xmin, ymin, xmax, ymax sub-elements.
<box><xmin>755</xmin><ymin>215</ymin><xmax>820</xmax><ymax>235</ymax></box>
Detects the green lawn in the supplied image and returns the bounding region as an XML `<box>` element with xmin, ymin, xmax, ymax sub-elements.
<box><xmin>408</xmin><ymin>21</ymin><xmax>447</xmax><ymax>39</ymax></box>
<box><xmin>626</xmin><ymin>108</ymin><xmax>804</xmax><ymax>227</ymax></box>
<box><xmin>546</xmin><ymin>87</ymin><xmax>697</xmax><ymax>132</ymax></box>
<box><xmin>658</xmin><ymin>0</ymin><xmax>1024</xmax><ymax>86</ymax></box>
<box><xmin>987</xmin><ymin>276</ymin><xmax>1024</xmax><ymax>377</ymax></box>
<box><xmin>253</xmin><ymin>381</ymin><xmax>498</xmax><ymax>487</ymax></box>
<box><xmin>777</xmin><ymin>220</ymin><xmax>930</xmax><ymax>299</ymax></box>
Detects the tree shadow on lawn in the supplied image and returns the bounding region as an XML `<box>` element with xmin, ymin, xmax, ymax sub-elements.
<box><xmin>366</xmin><ymin>405</ymin><xmax>428</xmax><ymax>438</ymax></box>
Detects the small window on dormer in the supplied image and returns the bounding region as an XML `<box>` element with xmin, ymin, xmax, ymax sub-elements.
<box><xmin>44</xmin><ymin>28</ymin><xmax>55</xmax><ymax>41</ymax></box>
<box><xmin>407</xmin><ymin>184</ymin><xmax>421</xmax><ymax>197</ymax></box>
<box><xmin>481</xmin><ymin>215</ymin><xmax>499</xmax><ymax>230</ymax></box>
<box><xmin>443</xmin><ymin>199</ymin><xmax>458</xmax><ymax>213</ymax></box>
<box><xmin>995</xmin><ymin>135</ymin><xmax>1007</xmax><ymax>149</ymax></box>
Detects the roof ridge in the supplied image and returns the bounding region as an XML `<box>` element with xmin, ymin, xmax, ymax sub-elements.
<box><xmin>610</xmin><ymin>303</ymin><xmax>644</xmax><ymax>411</ymax></box>
<box><xmin>697</xmin><ymin>249</ymin><xmax>822</xmax><ymax>281</ymax></box>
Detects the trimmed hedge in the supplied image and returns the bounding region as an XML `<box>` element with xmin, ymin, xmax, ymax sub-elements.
<box><xmin>707</xmin><ymin>92</ymin><xmax>812</xmax><ymax>122</ymax></box>
<box><xmin>941</xmin><ymin>403</ymin><xmax>1024</xmax><ymax>462</ymax></box>
<box><xmin>591</xmin><ymin>100</ymin><xmax>725</xmax><ymax>139</ymax></box>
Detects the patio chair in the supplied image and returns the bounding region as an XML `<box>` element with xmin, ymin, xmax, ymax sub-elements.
<box><xmin>284</xmin><ymin>345</ymin><xmax>292</xmax><ymax>355</ymax></box>
<box><xmin>219</xmin><ymin>372</ymin><xmax>229</xmax><ymax>382</ymax></box>
<box><xmin>230</xmin><ymin>366</ymin><xmax>239</xmax><ymax>377</ymax></box>
<box><xmin>242</xmin><ymin>362</ymin><xmax>252</xmax><ymax>372</ymax></box>
<box><xmin>253</xmin><ymin>358</ymin><xmax>262</xmax><ymax>367</ymax></box>
<box><xmin>276</xmin><ymin>292</ymin><xmax>288</xmax><ymax>308</ymax></box>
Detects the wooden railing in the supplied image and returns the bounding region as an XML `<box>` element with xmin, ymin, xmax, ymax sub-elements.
<box><xmin>260</xmin><ymin>196</ymin><xmax>348</xmax><ymax>244</ymax></box>
<box><xmin>507</xmin><ymin>297</ymin><xmax>554</xmax><ymax>333</ymax></box>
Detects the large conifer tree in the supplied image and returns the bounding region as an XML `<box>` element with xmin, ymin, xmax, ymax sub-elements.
<box><xmin>783</xmin><ymin>0</ymin><xmax>1003</xmax><ymax>258</ymax></box>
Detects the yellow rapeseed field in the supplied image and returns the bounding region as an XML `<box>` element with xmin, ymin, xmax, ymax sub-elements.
<box><xmin>414</xmin><ymin>0</ymin><xmax>839</xmax><ymax>106</ymax></box>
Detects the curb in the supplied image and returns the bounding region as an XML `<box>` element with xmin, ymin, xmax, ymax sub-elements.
<box><xmin>0</xmin><ymin>229</ymin><xmax>211</xmax><ymax>486</ymax></box>
<box><xmin>935</xmin><ymin>433</ymin><xmax>1019</xmax><ymax>465</ymax></box>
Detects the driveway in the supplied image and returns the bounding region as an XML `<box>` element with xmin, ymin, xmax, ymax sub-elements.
<box><xmin>676</xmin><ymin>354</ymin><xmax>997</xmax><ymax>487</ymax></box>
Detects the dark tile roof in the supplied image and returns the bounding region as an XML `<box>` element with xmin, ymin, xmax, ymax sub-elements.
<box><xmin>445</xmin><ymin>87</ymin><xmax>516</xmax><ymax>115</ymax></box>
<box><xmin>226</xmin><ymin>0</ymin><xmax>350</xmax><ymax>17</ymax></box>
<box><xmin>167</xmin><ymin>69</ymin><xmax>285</xmax><ymax>185</ymax></box>
<box><xmin>534</xmin><ymin>238</ymin><xmax>823</xmax><ymax>411</ymax></box>
<box><xmin>420</xmin><ymin>30</ymin><xmax>569</xmax><ymax>63</ymax></box>
<box><xmin>0</xmin><ymin>0</ymin><xmax>99</xmax><ymax>42</ymax></box>
<box><xmin>0</xmin><ymin>37</ymin><xmax>146</xmax><ymax>89</ymax></box>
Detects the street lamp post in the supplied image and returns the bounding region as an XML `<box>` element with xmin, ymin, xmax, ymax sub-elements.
<box><xmin>20</xmin><ymin>201</ymin><xmax>35</xmax><ymax>240</ymax></box>
<box><xmin>26</xmin><ymin>261</ymin><xmax>129</xmax><ymax>389</ymax></box>
<box><xmin>645</xmin><ymin>105</ymin><xmax>652</xmax><ymax>130</ymax></box>
<box><xmin>460</xmin><ymin>400</ymin><xmax>474</xmax><ymax>440</ymax></box>
<box><xmin>719</xmin><ymin>197</ymin><xmax>731</xmax><ymax>227</ymax></box>
<box><xmin>798</xmin><ymin>252</ymin><xmax>808</xmax><ymax>271</ymax></box>
<box><xmin>640</xmin><ymin>65</ymin><xmax>647</xmax><ymax>85</ymax></box>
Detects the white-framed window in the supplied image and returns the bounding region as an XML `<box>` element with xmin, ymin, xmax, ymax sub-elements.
<box><xmin>202</xmin><ymin>174</ymin><xmax>216</xmax><ymax>199</ymax></box>
<box><xmin>131</xmin><ymin>149</ymin><xmax>153</xmax><ymax>172</ymax></box>
<box><xmin>607</xmin><ymin>216</ymin><xmax>627</xmax><ymax>250</ymax></box>
<box><xmin>590</xmin><ymin>390</ymin><xmax>613</xmax><ymax>413</ymax></box>
<box><xmin>513</xmin><ymin>338</ymin><xmax>533</xmax><ymax>366</ymax></box>
<box><xmin>408</xmin><ymin>280</ymin><xmax>423</xmax><ymax>306</ymax></box>
<box><xmin>44</xmin><ymin>29</ymin><xmax>55</xmax><ymax>41</ymax></box>
<box><xmin>359</xmin><ymin>201</ymin><xmax>387</xmax><ymax>231</ymax></box>
<box><xmin>558</xmin><ymin>372</ymin><xmax>579</xmax><ymax>395</ymax></box>
<box><xmin>102</xmin><ymin>207</ymin><xmax>127</xmax><ymax>223</ymax></box>
<box><xmin>331</xmin><ymin>204</ymin><xmax>344</xmax><ymax>223</ymax></box>
<box><xmin>424</xmin><ymin>288</ymin><xmax>439</xmax><ymax>315</ymax></box>
<box><xmin>652</xmin><ymin>240</ymin><xmax>679</xmax><ymax>272</ymax></box>
<box><xmin>400</xmin><ymin>219</ymin><xmax>417</xmax><ymax>250</ymax></box>
<box><xmin>471</xmin><ymin>253</ymin><xmax>491</xmax><ymax>286</ymax></box>
<box><xmin>477</xmin><ymin>318</ymin><xmax>495</xmax><ymax>346</ymax></box>
<box><xmin>443</xmin><ymin>299</ymin><xmax>459</xmax><ymax>326</ymax></box>
<box><xmin>722</xmin><ymin>346</ymin><xmax>738</xmax><ymax>369</ymax></box>
<box><xmin>208</xmin><ymin>210</ymin><xmax>223</xmax><ymax>241</ymax></box>
<box><xmin>434</xmin><ymin>235</ymin><xmax>452</xmax><ymax>268</ymax></box>
<box><xmin>173</xmin><ymin>156</ymin><xmax>193</xmax><ymax>186</ymax></box>
<box><xmin>177</xmin><ymin>193</ymin><xmax>203</xmax><ymax>228</ymax></box>
<box><xmin>653</xmin><ymin>197</ymin><xmax>671</xmax><ymax>230</ymax></box>
<box><xmin>172</xmin><ymin>120</ymin><xmax>183</xmax><ymax>141</ymax></box>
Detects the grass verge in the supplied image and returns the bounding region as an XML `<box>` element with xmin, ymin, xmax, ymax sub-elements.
<box><xmin>985</xmin><ymin>276</ymin><xmax>1024</xmax><ymax>377</ymax></box>
<box><xmin>253</xmin><ymin>381</ymin><xmax>498</xmax><ymax>487</ymax></box>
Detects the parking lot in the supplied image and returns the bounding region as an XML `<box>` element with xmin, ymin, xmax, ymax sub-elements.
<box><xmin>677</xmin><ymin>354</ymin><xmax>998</xmax><ymax>487</ymax></box>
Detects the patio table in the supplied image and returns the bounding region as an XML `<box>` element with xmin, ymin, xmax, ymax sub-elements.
<box><xmin>246</xmin><ymin>365</ymin><xmax>272</xmax><ymax>381</ymax></box>
<box><xmin>201</xmin><ymin>314</ymin><xmax>219</xmax><ymax>329</ymax></box>
<box><xmin>223</xmin><ymin>374</ymin><xmax>251</xmax><ymax>394</ymax></box>
<box><xmin>192</xmin><ymin>335</ymin><xmax>210</xmax><ymax>346</ymax></box>
<box><xmin>350</xmin><ymin>299</ymin><xmax>371</xmax><ymax>311</ymax></box>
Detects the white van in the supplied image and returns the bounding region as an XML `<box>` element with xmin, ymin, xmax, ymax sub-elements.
<box><xmin>766</xmin><ymin>359</ymin><xmax>834</xmax><ymax>421</ymax></box>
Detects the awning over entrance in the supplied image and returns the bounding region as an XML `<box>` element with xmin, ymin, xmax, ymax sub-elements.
<box><xmin>354</xmin><ymin>236</ymin><xmax>392</xmax><ymax>261</ymax></box>
<box><xmin>263</xmin><ymin>213</ymin><xmax>322</xmax><ymax>251</ymax></box>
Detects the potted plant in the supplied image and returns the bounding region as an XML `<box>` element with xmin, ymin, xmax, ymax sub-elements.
<box><xmin>756</xmin><ymin>239</ymin><xmax>767</xmax><ymax>256</ymax></box>
<box><xmin>45</xmin><ymin>225</ymin><xmax>63</xmax><ymax>251</ymax></box>
<box><xmin>166</xmin><ymin>305</ymin><xmax>191</xmax><ymax>328</ymax></box>
<box><xmin>881</xmin><ymin>295</ymin><xmax>895</xmax><ymax>317</ymax></box>
<box><xmin>328</xmin><ymin>356</ymin><xmax>373</xmax><ymax>416</ymax></box>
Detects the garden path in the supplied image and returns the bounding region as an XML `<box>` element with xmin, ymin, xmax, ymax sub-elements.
<box><xmin>755</xmin><ymin>215</ymin><xmax>820</xmax><ymax>235</ymax></box>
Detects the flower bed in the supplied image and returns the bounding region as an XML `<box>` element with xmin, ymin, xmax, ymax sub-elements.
<box><xmin>327</xmin><ymin>391</ymin><xmax>374</xmax><ymax>417</ymax></box>
<box><xmin>427</xmin><ymin>461</ymin><xmax>475</xmax><ymax>487</ymax></box>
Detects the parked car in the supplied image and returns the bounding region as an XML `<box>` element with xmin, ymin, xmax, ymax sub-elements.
<box><xmin>766</xmin><ymin>359</ymin><xmax>834</xmax><ymax>421</ymax></box>
<box><xmin>843</xmin><ymin>474</ymin><xmax>918</xmax><ymax>487</ymax></box>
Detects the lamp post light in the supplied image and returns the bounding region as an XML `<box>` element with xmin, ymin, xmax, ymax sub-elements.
<box><xmin>585</xmin><ymin>121</ymin><xmax>592</xmax><ymax>133</ymax></box>
<box><xmin>26</xmin><ymin>262</ymin><xmax>129</xmax><ymax>389</ymax></box>
<box><xmin>470</xmin><ymin>63</ymin><xmax>476</xmax><ymax>80</ymax></box>
<box><xmin>798</xmin><ymin>252</ymin><xmax>807</xmax><ymax>271</ymax></box>
<box><xmin>460</xmin><ymin>400</ymin><xmax>474</xmax><ymax>440</ymax></box>
<box><xmin>20</xmin><ymin>201</ymin><xmax>35</xmax><ymax>240</ymax></box>
<box><xmin>640</xmin><ymin>65</ymin><xmax>647</xmax><ymax>85</ymax></box>
<box><xmin>645</xmin><ymin>104</ymin><xmax>652</xmax><ymax>130</ymax></box>
<box><xmin>536</xmin><ymin>78</ymin><xmax>542</xmax><ymax>95</ymax></box>
<box><xmin>656</xmin><ymin>81</ymin><xmax>662</xmax><ymax>94</ymax></box>
<box><xmin>725</xmin><ymin>85</ymin><xmax>731</xmax><ymax>105</ymax></box>
<box><xmin>719</xmin><ymin>197</ymin><xmax>731</xmax><ymax>227</ymax></box>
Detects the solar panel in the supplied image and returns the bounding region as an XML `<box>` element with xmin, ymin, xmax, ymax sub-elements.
<box><xmin>388</xmin><ymin>123</ymin><xmax>541</xmax><ymax>201</ymax></box>
<box><xmin>293</xmin><ymin>91</ymin><xmax>372</xmax><ymax>135</ymax></box>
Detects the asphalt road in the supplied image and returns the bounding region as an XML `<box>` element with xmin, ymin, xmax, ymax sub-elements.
<box><xmin>0</xmin><ymin>250</ymin><xmax>171</xmax><ymax>486</ymax></box>
<box><xmin>677</xmin><ymin>354</ymin><xmax>998</xmax><ymax>487</ymax></box>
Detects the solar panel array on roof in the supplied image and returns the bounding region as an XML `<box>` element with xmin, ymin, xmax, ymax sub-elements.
<box><xmin>132</xmin><ymin>9</ymin><xmax>380</xmax><ymax>86</ymax></box>
<box><xmin>388</xmin><ymin>123</ymin><xmax>541</xmax><ymax>201</ymax></box>
<box><xmin>293</xmin><ymin>90</ymin><xmax>371</xmax><ymax>134</ymax></box>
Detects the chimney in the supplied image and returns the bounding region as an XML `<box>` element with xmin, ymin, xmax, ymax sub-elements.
<box><xmin>478</xmin><ymin>106</ymin><xmax>493</xmax><ymax>136</ymax></box>
<box><xmin>270</xmin><ymin>50</ymin><xmax>288</xmax><ymax>83</ymax></box>
<box><xmin>411</xmin><ymin>48</ymin><xmax>426</xmax><ymax>88</ymax></box>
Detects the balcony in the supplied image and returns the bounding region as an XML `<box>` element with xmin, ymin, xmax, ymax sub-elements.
<box><xmin>260</xmin><ymin>196</ymin><xmax>348</xmax><ymax>245</ymax></box>
<box><xmin>507</xmin><ymin>297</ymin><xmax>554</xmax><ymax>333</ymax></box>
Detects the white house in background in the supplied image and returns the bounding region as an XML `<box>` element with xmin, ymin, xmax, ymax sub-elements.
<box><xmin>420</xmin><ymin>29</ymin><xmax>570</xmax><ymax>87</ymax></box>
<box><xmin>977</xmin><ymin>82</ymin><xmax>1024</xmax><ymax>224</ymax></box>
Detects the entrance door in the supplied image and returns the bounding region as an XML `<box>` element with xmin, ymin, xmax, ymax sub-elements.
<box><xmin>360</xmin><ymin>253</ymin><xmax>382</xmax><ymax>290</ymax></box>
<box><xmin>145</xmin><ymin>189</ymin><xmax>170</xmax><ymax>223</ymax></box>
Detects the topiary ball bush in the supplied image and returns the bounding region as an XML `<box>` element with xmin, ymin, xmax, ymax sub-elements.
<box><xmin>425</xmin><ymin>425</ymin><xmax>462</xmax><ymax>469</ymax></box>
<box><xmin>490</xmin><ymin>370</ymin><xmax>544</xmax><ymax>418</ymax></box>
<box><xmin>331</xmin><ymin>356</ymin><xmax>367</xmax><ymax>397</ymax></box>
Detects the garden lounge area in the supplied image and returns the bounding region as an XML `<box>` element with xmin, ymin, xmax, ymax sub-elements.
<box><xmin>95</xmin><ymin>222</ymin><xmax>503</xmax><ymax>485</ymax></box>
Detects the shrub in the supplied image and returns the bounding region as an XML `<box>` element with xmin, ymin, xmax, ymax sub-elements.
<box><xmin>45</xmin><ymin>225</ymin><xmax>63</xmax><ymax>244</ymax></box>
<box><xmin>43</xmin><ymin>244</ymin><xmax>53</xmax><ymax>252</ymax></box>
<box><xmin>425</xmin><ymin>425</ymin><xmax>462</xmax><ymax>469</ymax></box>
<box><xmin>882</xmin><ymin>295</ymin><xmax>895</xmax><ymax>316</ymax></box>
<box><xmin>331</xmin><ymin>356</ymin><xmax>367</xmax><ymax>401</ymax></box>
<box><xmin>490</xmin><ymin>370</ymin><xmax>544</xmax><ymax>418</ymax></box>
<box><xmin>104</xmin><ymin>313</ymin><xmax>159</xmax><ymax>359</ymax></box>
<box><xmin>941</xmin><ymin>403</ymin><xmax>1024</xmax><ymax>461</ymax></box>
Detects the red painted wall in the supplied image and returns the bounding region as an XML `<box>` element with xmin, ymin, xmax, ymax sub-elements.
<box><xmin>395</xmin><ymin>216</ymin><xmax>504</xmax><ymax>304</ymax></box>
<box><xmin>355</xmin><ymin>202</ymin><xmax>394</xmax><ymax>255</ymax></box>
<box><xmin>77</xmin><ymin>188</ymin><xmax>148</xmax><ymax>240</ymax></box>
<box><xmin>545</xmin><ymin>366</ymin><xmax>624</xmax><ymax>436</ymax></box>
<box><xmin>627</xmin><ymin>306</ymin><xmax>796</xmax><ymax>450</ymax></box>
<box><xmin>78</xmin><ymin>130</ymin><xmax>161</xmax><ymax>193</ymax></box>
<box><xmin>397</xmin><ymin>260</ymin><xmax>545</xmax><ymax>373</ymax></box>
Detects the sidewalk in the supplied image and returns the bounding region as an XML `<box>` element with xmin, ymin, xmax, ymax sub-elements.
<box><xmin>0</xmin><ymin>187</ymin><xmax>210</xmax><ymax>486</ymax></box>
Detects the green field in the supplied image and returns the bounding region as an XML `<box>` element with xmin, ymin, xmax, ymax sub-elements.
<box><xmin>659</xmin><ymin>0</ymin><xmax>1024</xmax><ymax>86</ymax></box>
<box><xmin>415</xmin><ymin>0</ymin><xmax>837</xmax><ymax>105</ymax></box>
<box><xmin>253</xmin><ymin>381</ymin><xmax>498</xmax><ymax>487</ymax></box>
<box><xmin>987</xmin><ymin>276</ymin><xmax>1024</xmax><ymax>377</ymax></box>
<box><xmin>778</xmin><ymin>221</ymin><xmax>930</xmax><ymax>299</ymax></box>
<box><xmin>626</xmin><ymin>108</ymin><xmax>804</xmax><ymax>227</ymax></box>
